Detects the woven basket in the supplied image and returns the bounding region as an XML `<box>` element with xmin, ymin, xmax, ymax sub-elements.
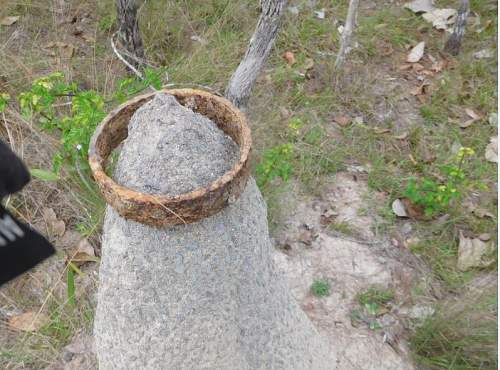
<box><xmin>88</xmin><ymin>88</ymin><xmax>251</xmax><ymax>227</ymax></box>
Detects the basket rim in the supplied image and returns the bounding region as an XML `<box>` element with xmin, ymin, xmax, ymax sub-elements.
<box><xmin>88</xmin><ymin>88</ymin><xmax>251</xmax><ymax>208</ymax></box>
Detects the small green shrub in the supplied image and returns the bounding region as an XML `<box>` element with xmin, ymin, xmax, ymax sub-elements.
<box><xmin>310</xmin><ymin>279</ymin><xmax>331</xmax><ymax>297</ymax></box>
<box><xmin>256</xmin><ymin>143</ymin><xmax>294</xmax><ymax>188</ymax></box>
<box><xmin>9</xmin><ymin>69</ymin><xmax>165</xmax><ymax>173</ymax></box>
<box><xmin>403</xmin><ymin>147</ymin><xmax>475</xmax><ymax>217</ymax></box>
<box><xmin>357</xmin><ymin>287</ymin><xmax>394</xmax><ymax>307</ymax></box>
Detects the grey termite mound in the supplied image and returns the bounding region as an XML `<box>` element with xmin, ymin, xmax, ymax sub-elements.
<box><xmin>93</xmin><ymin>94</ymin><xmax>336</xmax><ymax>369</ymax></box>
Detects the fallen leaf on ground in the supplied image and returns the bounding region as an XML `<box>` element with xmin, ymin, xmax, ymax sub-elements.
<box><xmin>407</xmin><ymin>42</ymin><xmax>425</xmax><ymax>63</ymax></box>
<box><xmin>314</xmin><ymin>9</ymin><xmax>326</xmax><ymax>19</ymax></box>
<box><xmin>190</xmin><ymin>35</ymin><xmax>207</xmax><ymax>45</ymax></box>
<box><xmin>8</xmin><ymin>311</ymin><xmax>48</xmax><ymax>332</ymax></box>
<box><xmin>1</xmin><ymin>16</ymin><xmax>20</xmax><ymax>26</ymax></box>
<box><xmin>304</xmin><ymin>58</ymin><xmax>315</xmax><ymax>70</ymax></box>
<box><xmin>392</xmin><ymin>199</ymin><xmax>408</xmax><ymax>217</ymax></box>
<box><xmin>353</xmin><ymin>116</ymin><xmax>364</xmax><ymax>125</ymax></box>
<box><xmin>287</xmin><ymin>6</ymin><xmax>299</xmax><ymax>15</ymax></box>
<box><xmin>394</xmin><ymin>132</ymin><xmax>409</xmax><ymax>140</ymax></box>
<box><xmin>472</xmin><ymin>206</ymin><xmax>495</xmax><ymax>219</ymax></box>
<box><xmin>298</xmin><ymin>229</ymin><xmax>314</xmax><ymax>246</ymax></box>
<box><xmin>373</xmin><ymin>127</ymin><xmax>391</xmax><ymax>134</ymax></box>
<box><xmin>68</xmin><ymin>238</ymin><xmax>97</xmax><ymax>266</ymax></box>
<box><xmin>412</xmin><ymin>63</ymin><xmax>425</xmax><ymax>72</ymax></box>
<box><xmin>402</xmin><ymin>198</ymin><xmax>426</xmax><ymax>220</ymax></box>
<box><xmin>404</xmin><ymin>0</ymin><xmax>435</xmax><ymax>14</ymax></box>
<box><xmin>320</xmin><ymin>209</ymin><xmax>338</xmax><ymax>226</ymax></box>
<box><xmin>465</xmin><ymin>108</ymin><xmax>481</xmax><ymax>120</ymax></box>
<box><xmin>485</xmin><ymin>136</ymin><xmax>498</xmax><ymax>163</ymax></box>
<box><xmin>284</xmin><ymin>51</ymin><xmax>295</xmax><ymax>65</ymax></box>
<box><xmin>43</xmin><ymin>207</ymin><xmax>66</xmax><ymax>238</ymax></box>
<box><xmin>473</xmin><ymin>49</ymin><xmax>494</xmax><ymax>59</ymax></box>
<box><xmin>45</xmin><ymin>42</ymin><xmax>75</xmax><ymax>59</ymax></box>
<box><xmin>422</xmin><ymin>8</ymin><xmax>457</xmax><ymax>30</ymax></box>
<box><xmin>410</xmin><ymin>82</ymin><xmax>429</xmax><ymax>96</ymax></box>
<box><xmin>333</xmin><ymin>115</ymin><xmax>352</xmax><ymax>127</ymax></box>
<box><xmin>431</xmin><ymin>60</ymin><xmax>447</xmax><ymax>72</ymax></box>
<box><xmin>478</xmin><ymin>233</ymin><xmax>491</xmax><ymax>241</ymax></box>
<box><xmin>488</xmin><ymin>113</ymin><xmax>497</xmax><ymax>126</ymax></box>
<box><xmin>457</xmin><ymin>231</ymin><xmax>494</xmax><ymax>271</ymax></box>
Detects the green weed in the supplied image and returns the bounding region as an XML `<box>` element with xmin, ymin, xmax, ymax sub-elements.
<box><xmin>310</xmin><ymin>280</ymin><xmax>331</xmax><ymax>297</ymax></box>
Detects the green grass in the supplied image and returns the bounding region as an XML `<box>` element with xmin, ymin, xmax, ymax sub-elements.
<box><xmin>411</xmin><ymin>292</ymin><xmax>497</xmax><ymax>369</ymax></box>
<box><xmin>357</xmin><ymin>287</ymin><xmax>394</xmax><ymax>307</ymax></box>
<box><xmin>310</xmin><ymin>279</ymin><xmax>331</xmax><ymax>297</ymax></box>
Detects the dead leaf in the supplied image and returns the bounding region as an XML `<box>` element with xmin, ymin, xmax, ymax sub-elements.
<box><xmin>44</xmin><ymin>42</ymin><xmax>75</xmax><ymax>59</ymax></box>
<box><xmin>402</xmin><ymin>198</ymin><xmax>427</xmax><ymax>220</ymax></box>
<box><xmin>68</xmin><ymin>238</ymin><xmax>97</xmax><ymax>266</ymax></box>
<box><xmin>394</xmin><ymin>132</ymin><xmax>409</xmax><ymax>140</ymax></box>
<box><xmin>410</xmin><ymin>83</ymin><xmax>429</xmax><ymax>96</ymax></box>
<box><xmin>407</xmin><ymin>42</ymin><xmax>425</xmax><ymax>63</ymax></box>
<box><xmin>333</xmin><ymin>115</ymin><xmax>352</xmax><ymax>127</ymax></box>
<box><xmin>190</xmin><ymin>35</ymin><xmax>207</xmax><ymax>45</ymax></box>
<box><xmin>60</xmin><ymin>44</ymin><xmax>74</xmax><ymax>59</ymax></box>
<box><xmin>42</xmin><ymin>207</ymin><xmax>57</xmax><ymax>223</ymax></box>
<box><xmin>473</xmin><ymin>49</ymin><xmax>494</xmax><ymax>59</ymax></box>
<box><xmin>1</xmin><ymin>16</ymin><xmax>20</xmax><ymax>26</ymax></box>
<box><xmin>422</xmin><ymin>8</ymin><xmax>457</xmax><ymax>30</ymax></box>
<box><xmin>298</xmin><ymin>229</ymin><xmax>314</xmax><ymax>246</ymax></box>
<box><xmin>8</xmin><ymin>311</ymin><xmax>48</xmax><ymax>332</ymax></box>
<box><xmin>52</xmin><ymin>220</ymin><xmax>66</xmax><ymax>237</ymax></box>
<box><xmin>404</xmin><ymin>0</ymin><xmax>435</xmax><ymax>14</ymax></box>
<box><xmin>353</xmin><ymin>116</ymin><xmax>364</xmax><ymax>125</ymax></box>
<box><xmin>304</xmin><ymin>58</ymin><xmax>315</xmax><ymax>70</ymax></box>
<box><xmin>472</xmin><ymin>207</ymin><xmax>495</xmax><ymax>219</ymax></box>
<box><xmin>465</xmin><ymin>108</ymin><xmax>481</xmax><ymax>121</ymax></box>
<box><xmin>373</xmin><ymin>127</ymin><xmax>391</xmax><ymax>134</ymax></box>
<box><xmin>284</xmin><ymin>51</ymin><xmax>295</xmax><ymax>65</ymax></box>
<box><xmin>478</xmin><ymin>233</ymin><xmax>491</xmax><ymax>241</ymax></box>
<box><xmin>399</xmin><ymin>64</ymin><xmax>413</xmax><ymax>71</ymax></box>
<box><xmin>412</xmin><ymin>63</ymin><xmax>425</xmax><ymax>72</ymax></box>
<box><xmin>431</xmin><ymin>60</ymin><xmax>447</xmax><ymax>72</ymax></box>
<box><xmin>314</xmin><ymin>9</ymin><xmax>326</xmax><ymax>19</ymax></box>
<box><xmin>42</xmin><ymin>207</ymin><xmax>65</xmax><ymax>238</ymax></box>
<box><xmin>457</xmin><ymin>231</ymin><xmax>494</xmax><ymax>271</ymax></box>
<box><xmin>485</xmin><ymin>136</ymin><xmax>498</xmax><ymax>163</ymax></box>
<box><xmin>392</xmin><ymin>199</ymin><xmax>408</xmax><ymax>217</ymax></box>
<box><xmin>320</xmin><ymin>209</ymin><xmax>337</xmax><ymax>226</ymax></box>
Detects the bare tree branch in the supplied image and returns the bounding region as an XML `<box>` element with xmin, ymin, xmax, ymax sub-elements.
<box><xmin>335</xmin><ymin>0</ymin><xmax>359</xmax><ymax>69</ymax></box>
<box><xmin>116</xmin><ymin>0</ymin><xmax>145</xmax><ymax>68</ymax></box>
<box><xmin>444</xmin><ymin>0</ymin><xmax>469</xmax><ymax>56</ymax></box>
<box><xmin>225</xmin><ymin>0</ymin><xmax>287</xmax><ymax>110</ymax></box>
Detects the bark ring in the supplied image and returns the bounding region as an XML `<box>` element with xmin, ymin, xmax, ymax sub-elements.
<box><xmin>88</xmin><ymin>88</ymin><xmax>252</xmax><ymax>227</ymax></box>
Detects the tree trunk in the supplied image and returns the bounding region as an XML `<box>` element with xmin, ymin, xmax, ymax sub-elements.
<box><xmin>115</xmin><ymin>0</ymin><xmax>145</xmax><ymax>67</ymax></box>
<box><xmin>444</xmin><ymin>0</ymin><xmax>469</xmax><ymax>56</ymax></box>
<box><xmin>225</xmin><ymin>0</ymin><xmax>287</xmax><ymax>110</ymax></box>
<box><xmin>335</xmin><ymin>0</ymin><xmax>359</xmax><ymax>68</ymax></box>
